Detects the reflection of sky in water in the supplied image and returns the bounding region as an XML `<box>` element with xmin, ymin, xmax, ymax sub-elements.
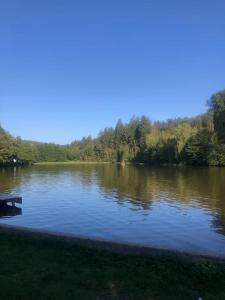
<box><xmin>0</xmin><ymin>165</ymin><xmax>225</xmax><ymax>257</ymax></box>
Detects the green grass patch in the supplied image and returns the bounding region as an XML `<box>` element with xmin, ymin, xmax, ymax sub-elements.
<box><xmin>0</xmin><ymin>231</ymin><xmax>225</xmax><ymax>299</ymax></box>
<box><xmin>34</xmin><ymin>161</ymin><xmax>110</xmax><ymax>165</ymax></box>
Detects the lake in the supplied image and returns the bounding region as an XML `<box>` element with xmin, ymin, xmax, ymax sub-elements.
<box><xmin>0</xmin><ymin>164</ymin><xmax>225</xmax><ymax>257</ymax></box>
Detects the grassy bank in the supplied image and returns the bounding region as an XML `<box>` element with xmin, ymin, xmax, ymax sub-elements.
<box><xmin>34</xmin><ymin>161</ymin><xmax>110</xmax><ymax>165</ymax></box>
<box><xmin>0</xmin><ymin>231</ymin><xmax>225</xmax><ymax>299</ymax></box>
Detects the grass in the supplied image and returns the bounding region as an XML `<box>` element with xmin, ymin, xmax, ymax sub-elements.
<box><xmin>34</xmin><ymin>161</ymin><xmax>110</xmax><ymax>165</ymax></box>
<box><xmin>0</xmin><ymin>231</ymin><xmax>225</xmax><ymax>300</ymax></box>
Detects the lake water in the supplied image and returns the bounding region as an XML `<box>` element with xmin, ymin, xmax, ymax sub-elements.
<box><xmin>0</xmin><ymin>164</ymin><xmax>225</xmax><ymax>257</ymax></box>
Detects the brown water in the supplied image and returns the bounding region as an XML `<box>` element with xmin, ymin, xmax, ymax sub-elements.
<box><xmin>0</xmin><ymin>164</ymin><xmax>225</xmax><ymax>256</ymax></box>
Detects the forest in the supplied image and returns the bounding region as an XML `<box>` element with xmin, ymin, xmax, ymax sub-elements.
<box><xmin>1</xmin><ymin>90</ymin><xmax>225</xmax><ymax>167</ymax></box>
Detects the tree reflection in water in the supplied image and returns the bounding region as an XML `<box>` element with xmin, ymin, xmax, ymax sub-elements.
<box><xmin>0</xmin><ymin>164</ymin><xmax>225</xmax><ymax>236</ymax></box>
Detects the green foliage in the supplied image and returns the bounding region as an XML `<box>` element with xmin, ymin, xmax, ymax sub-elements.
<box><xmin>1</xmin><ymin>90</ymin><xmax>225</xmax><ymax>167</ymax></box>
<box><xmin>35</xmin><ymin>143</ymin><xmax>67</xmax><ymax>162</ymax></box>
<box><xmin>183</xmin><ymin>129</ymin><xmax>216</xmax><ymax>165</ymax></box>
<box><xmin>208</xmin><ymin>90</ymin><xmax>225</xmax><ymax>143</ymax></box>
<box><xmin>0</xmin><ymin>127</ymin><xmax>67</xmax><ymax>166</ymax></box>
<box><xmin>0</xmin><ymin>131</ymin><xmax>18</xmax><ymax>165</ymax></box>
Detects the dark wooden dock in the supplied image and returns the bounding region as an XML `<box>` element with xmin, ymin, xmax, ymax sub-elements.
<box><xmin>0</xmin><ymin>204</ymin><xmax>22</xmax><ymax>217</ymax></box>
<box><xmin>0</xmin><ymin>194</ymin><xmax>22</xmax><ymax>206</ymax></box>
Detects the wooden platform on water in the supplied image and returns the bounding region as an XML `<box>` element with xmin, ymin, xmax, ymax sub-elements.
<box><xmin>0</xmin><ymin>204</ymin><xmax>22</xmax><ymax>217</ymax></box>
<box><xmin>0</xmin><ymin>194</ymin><xmax>22</xmax><ymax>206</ymax></box>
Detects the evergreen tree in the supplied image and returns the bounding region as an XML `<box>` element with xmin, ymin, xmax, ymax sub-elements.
<box><xmin>208</xmin><ymin>90</ymin><xmax>225</xmax><ymax>143</ymax></box>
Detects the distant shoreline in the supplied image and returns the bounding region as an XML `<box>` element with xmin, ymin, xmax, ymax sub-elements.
<box><xmin>34</xmin><ymin>161</ymin><xmax>111</xmax><ymax>165</ymax></box>
<box><xmin>33</xmin><ymin>161</ymin><xmax>183</xmax><ymax>167</ymax></box>
<box><xmin>0</xmin><ymin>161</ymin><xmax>223</xmax><ymax>168</ymax></box>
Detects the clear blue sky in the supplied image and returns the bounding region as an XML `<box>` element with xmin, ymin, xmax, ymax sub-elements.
<box><xmin>0</xmin><ymin>0</ymin><xmax>225</xmax><ymax>144</ymax></box>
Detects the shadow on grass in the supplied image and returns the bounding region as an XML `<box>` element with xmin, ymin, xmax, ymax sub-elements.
<box><xmin>0</xmin><ymin>231</ymin><xmax>224</xmax><ymax>300</ymax></box>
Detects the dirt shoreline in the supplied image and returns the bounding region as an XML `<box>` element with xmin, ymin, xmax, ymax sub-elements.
<box><xmin>0</xmin><ymin>223</ymin><xmax>224</xmax><ymax>263</ymax></box>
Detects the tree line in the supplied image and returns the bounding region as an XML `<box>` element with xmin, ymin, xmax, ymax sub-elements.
<box><xmin>1</xmin><ymin>90</ymin><xmax>225</xmax><ymax>167</ymax></box>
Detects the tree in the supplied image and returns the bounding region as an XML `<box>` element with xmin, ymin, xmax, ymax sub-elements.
<box><xmin>135</xmin><ymin>116</ymin><xmax>152</xmax><ymax>149</ymax></box>
<box><xmin>183</xmin><ymin>129</ymin><xmax>217</xmax><ymax>165</ymax></box>
<box><xmin>1</xmin><ymin>89</ymin><xmax>225</xmax><ymax>166</ymax></box>
<box><xmin>208</xmin><ymin>90</ymin><xmax>225</xmax><ymax>143</ymax></box>
<box><xmin>0</xmin><ymin>132</ymin><xmax>17</xmax><ymax>165</ymax></box>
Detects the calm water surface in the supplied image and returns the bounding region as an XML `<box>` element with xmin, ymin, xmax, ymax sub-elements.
<box><xmin>0</xmin><ymin>164</ymin><xmax>225</xmax><ymax>256</ymax></box>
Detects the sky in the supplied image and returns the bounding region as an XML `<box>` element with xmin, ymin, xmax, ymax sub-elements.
<box><xmin>0</xmin><ymin>0</ymin><xmax>225</xmax><ymax>144</ymax></box>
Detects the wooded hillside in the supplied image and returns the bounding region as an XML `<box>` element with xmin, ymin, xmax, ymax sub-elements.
<box><xmin>1</xmin><ymin>90</ymin><xmax>225</xmax><ymax>166</ymax></box>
